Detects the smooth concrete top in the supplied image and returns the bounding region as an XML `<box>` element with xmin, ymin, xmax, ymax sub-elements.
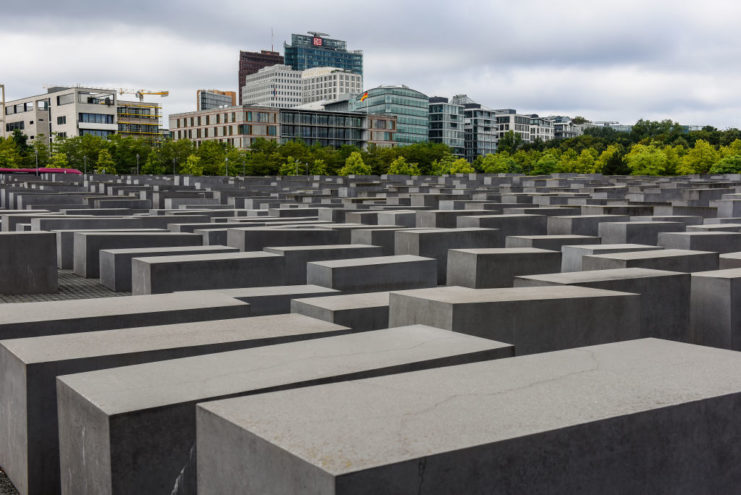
<box><xmin>451</xmin><ymin>248</ymin><xmax>558</xmax><ymax>255</ymax></box>
<box><xmin>587</xmin><ymin>249</ymin><xmax>713</xmax><ymax>260</ymax></box>
<box><xmin>392</xmin><ymin>285</ymin><xmax>634</xmax><ymax>304</ymax></box>
<box><xmin>309</xmin><ymin>255</ymin><xmax>434</xmax><ymax>268</ymax></box>
<box><xmin>198</xmin><ymin>338</ymin><xmax>741</xmax><ymax>475</ymax></box>
<box><xmin>565</xmin><ymin>243</ymin><xmax>662</xmax><ymax>251</ymax></box>
<box><xmin>293</xmin><ymin>291</ymin><xmax>390</xmax><ymax>311</ymax></box>
<box><xmin>133</xmin><ymin>251</ymin><xmax>280</xmax><ymax>263</ymax></box>
<box><xmin>57</xmin><ymin>325</ymin><xmax>512</xmax><ymax>414</ymax></box>
<box><xmin>0</xmin><ymin>292</ymin><xmax>248</xmax><ymax>325</ymax></box>
<box><xmin>180</xmin><ymin>285</ymin><xmax>340</xmax><ymax>298</ymax></box>
<box><xmin>517</xmin><ymin>268</ymin><xmax>684</xmax><ymax>284</ymax></box>
<box><xmin>691</xmin><ymin>267</ymin><xmax>741</xmax><ymax>279</ymax></box>
<box><xmin>0</xmin><ymin>314</ymin><xmax>348</xmax><ymax>363</ymax></box>
<box><xmin>264</xmin><ymin>244</ymin><xmax>377</xmax><ymax>252</ymax></box>
<box><xmin>507</xmin><ymin>235</ymin><xmax>596</xmax><ymax>240</ymax></box>
<box><xmin>101</xmin><ymin>245</ymin><xmax>235</xmax><ymax>255</ymax></box>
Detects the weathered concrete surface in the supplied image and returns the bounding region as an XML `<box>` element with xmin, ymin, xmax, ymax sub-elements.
<box><xmin>561</xmin><ymin>244</ymin><xmax>664</xmax><ymax>272</ymax></box>
<box><xmin>547</xmin><ymin>214</ymin><xmax>630</xmax><ymax>236</ymax></box>
<box><xmin>57</xmin><ymin>326</ymin><xmax>513</xmax><ymax>495</ymax></box>
<box><xmin>197</xmin><ymin>338</ymin><xmax>741</xmax><ymax>495</ymax></box>
<box><xmin>389</xmin><ymin>285</ymin><xmax>640</xmax><ymax>355</ymax></box>
<box><xmin>515</xmin><ymin>268</ymin><xmax>690</xmax><ymax>342</ymax></box>
<box><xmin>582</xmin><ymin>249</ymin><xmax>719</xmax><ymax>272</ymax></box>
<box><xmin>657</xmin><ymin>231</ymin><xmax>741</xmax><ymax>254</ymax></box>
<box><xmin>504</xmin><ymin>234</ymin><xmax>600</xmax><ymax>250</ymax></box>
<box><xmin>226</xmin><ymin>227</ymin><xmax>340</xmax><ymax>251</ymax></box>
<box><xmin>0</xmin><ymin>232</ymin><xmax>57</xmax><ymax>294</ymax></box>
<box><xmin>446</xmin><ymin>248</ymin><xmax>561</xmax><ymax>288</ymax></box>
<box><xmin>291</xmin><ymin>292</ymin><xmax>390</xmax><ymax>331</ymax></box>
<box><xmin>0</xmin><ymin>314</ymin><xmax>350</xmax><ymax>495</ymax></box>
<box><xmin>264</xmin><ymin>244</ymin><xmax>383</xmax><ymax>284</ymax></box>
<box><xmin>178</xmin><ymin>285</ymin><xmax>339</xmax><ymax>316</ymax></box>
<box><xmin>690</xmin><ymin>268</ymin><xmax>741</xmax><ymax>350</ymax></box>
<box><xmin>597</xmin><ymin>221</ymin><xmax>685</xmax><ymax>245</ymax></box>
<box><xmin>720</xmin><ymin>252</ymin><xmax>741</xmax><ymax>269</ymax></box>
<box><xmin>0</xmin><ymin>292</ymin><xmax>251</xmax><ymax>339</ymax></box>
<box><xmin>307</xmin><ymin>255</ymin><xmax>437</xmax><ymax>292</ymax></box>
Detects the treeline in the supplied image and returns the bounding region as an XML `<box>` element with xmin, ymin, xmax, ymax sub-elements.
<box><xmin>1</xmin><ymin>119</ymin><xmax>740</xmax><ymax>176</ymax></box>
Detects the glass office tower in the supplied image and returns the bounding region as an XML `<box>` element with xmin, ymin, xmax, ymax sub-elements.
<box><xmin>429</xmin><ymin>96</ymin><xmax>465</xmax><ymax>157</ymax></box>
<box><xmin>351</xmin><ymin>85</ymin><xmax>429</xmax><ymax>145</ymax></box>
<box><xmin>284</xmin><ymin>32</ymin><xmax>363</xmax><ymax>75</ymax></box>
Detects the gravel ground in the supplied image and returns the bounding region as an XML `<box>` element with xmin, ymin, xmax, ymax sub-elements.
<box><xmin>0</xmin><ymin>469</ymin><xmax>17</xmax><ymax>495</ymax></box>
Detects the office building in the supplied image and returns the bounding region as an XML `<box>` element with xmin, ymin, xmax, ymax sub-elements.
<box><xmin>450</xmin><ymin>94</ymin><xmax>498</xmax><ymax>161</ymax></box>
<box><xmin>301</xmin><ymin>67</ymin><xmax>363</xmax><ymax>104</ymax></box>
<box><xmin>238</xmin><ymin>49</ymin><xmax>284</xmax><ymax>103</ymax></box>
<box><xmin>242</xmin><ymin>65</ymin><xmax>303</xmax><ymax>108</ymax></box>
<box><xmin>428</xmin><ymin>97</ymin><xmax>465</xmax><ymax>157</ymax></box>
<box><xmin>197</xmin><ymin>90</ymin><xmax>237</xmax><ymax>111</ymax></box>
<box><xmin>351</xmin><ymin>85</ymin><xmax>429</xmax><ymax>145</ymax></box>
<box><xmin>169</xmin><ymin>105</ymin><xmax>396</xmax><ymax>151</ymax></box>
<box><xmin>284</xmin><ymin>32</ymin><xmax>362</xmax><ymax>75</ymax></box>
<box><xmin>117</xmin><ymin>100</ymin><xmax>161</xmax><ymax>140</ymax></box>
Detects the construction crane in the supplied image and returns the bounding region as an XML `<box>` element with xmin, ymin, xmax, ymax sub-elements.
<box><xmin>119</xmin><ymin>89</ymin><xmax>169</xmax><ymax>102</ymax></box>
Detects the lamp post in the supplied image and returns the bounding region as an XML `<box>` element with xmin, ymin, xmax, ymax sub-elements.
<box><xmin>83</xmin><ymin>156</ymin><xmax>87</xmax><ymax>176</ymax></box>
<box><xmin>35</xmin><ymin>148</ymin><xmax>39</xmax><ymax>176</ymax></box>
<box><xmin>136</xmin><ymin>153</ymin><xmax>140</xmax><ymax>175</ymax></box>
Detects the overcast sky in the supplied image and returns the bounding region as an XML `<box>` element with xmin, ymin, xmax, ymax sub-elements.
<box><xmin>2</xmin><ymin>0</ymin><xmax>740</xmax><ymax>129</ymax></box>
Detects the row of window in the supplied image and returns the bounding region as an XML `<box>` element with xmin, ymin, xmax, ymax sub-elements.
<box><xmin>79</xmin><ymin>113</ymin><xmax>114</xmax><ymax>124</ymax></box>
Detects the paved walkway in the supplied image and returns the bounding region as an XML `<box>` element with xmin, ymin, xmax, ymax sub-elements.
<box><xmin>0</xmin><ymin>270</ymin><xmax>130</xmax><ymax>303</ymax></box>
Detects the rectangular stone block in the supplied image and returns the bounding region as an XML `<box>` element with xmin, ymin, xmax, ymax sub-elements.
<box><xmin>226</xmin><ymin>227</ymin><xmax>340</xmax><ymax>251</ymax></box>
<box><xmin>73</xmin><ymin>232</ymin><xmax>202</xmax><ymax>278</ymax></box>
<box><xmin>0</xmin><ymin>232</ymin><xmax>57</xmax><ymax>294</ymax></box>
<box><xmin>598</xmin><ymin>221</ymin><xmax>685</xmax><ymax>245</ymax></box>
<box><xmin>100</xmin><ymin>245</ymin><xmax>239</xmax><ymax>292</ymax></box>
<box><xmin>55</xmin><ymin>228</ymin><xmax>165</xmax><ymax>269</ymax></box>
<box><xmin>132</xmin><ymin>252</ymin><xmax>285</xmax><ymax>295</ymax></box>
<box><xmin>504</xmin><ymin>234</ymin><xmax>600</xmax><ymax>250</ymax></box>
<box><xmin>690</xmin><ymin>268</ymin><xmax>741</xmax><ymax>349</ymax></box>
<box><xmin>291</xmin><ymin>292</ymin><xmax>390</xmax><ymax>331</ymax></box>
<box><xmin>307</xmin><ymin>255</ymin><xmax>437</xmax><ymax>292</ymax></box>
<box><xmin>657</xmin><ymin>231</ymin><xmax>741</xmax><ymax>254</ymax></box>
<box><xmin>720</xmin><ymin>252</ymin><xmax>741</xmax><ymax>269</ymax></box>
<box><xmin>57</xmin><ymin>326</ymin><xmax>513</xmax><ymax>495</ymax></box>
<box><xmin>515</xmin><ymin>268</ymin><xmax>690</xmax><ymax>342</ymax></box>
<box><xmin>395</xmin><ymin>228</ymin><xmax>502</xmax><ymax>283</ymax></box>
<box><xmin>0</xmin><ymin>314</ymin><xmax>350</xmax><ymax>495</ymax></box>
<box><xmin>547</xmin><ymin>214</ymin><xmax>630</xmax><ymax>236</ymax></box>
<box><xmin>416</xmin><ymin>210</ymin><xmax>490</xmax><ymax>228</ymax></box>
<box><xmin>456</xmin><ymin>214</ymin><xmax>547</xmax><ymax>236</ymax></box>
<box><xmin>561</xmin><ymin>243</ymin><xmax>664</xmax><ymax>272</ymax></box>
<box><xmin>197</xmin><ymin>338</ymin><xmax>741</xmax><ymax>494</ymax></box>
<box><xmin>582</xmin><ymin>249</ymin><xmax>719</xmax><ymax>272</ymax></box>
<box><xmin>390</xmin><ymin>285</ymin><xmax>640</xmax><ymax>355</ymax></box>
<box><xmin>179</xmin><ymin>285</ymin><xmax>339</xmax><ymax>316</ymax></box>
<box><xmin>447</xmin><ymin>248</ymin><xmax>561</xmax><ymax>288</ymax></box>
<box><xmin>264</xmin><ymin>244</ymin><xmax>383</xmax><ymax>284</ymax></box>
<box><xmin>0</xmin><ymin>292</ymin><xmax>251</xmax><ymax>339</ymax></box>
<box><xmin>351</xmin><ymin>227</ymin><xmax>410</xmax><ymax>255</ymax></box>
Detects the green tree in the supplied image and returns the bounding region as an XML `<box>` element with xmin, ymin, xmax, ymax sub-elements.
<box><xmin>0</xmin><ymin>137</ymin><xmax>22</xmax><ymax>168</ymax></box>
<box><xmin>593</xmin><ymin>145</ymin><xmax>620</xmax><ymax>174</ymax></box>
<box><xmin>310</xmin><ymin>159</ymin><xmax>328</xmax><ymax>175</ymax></box>
<box><xmin>49</xmin><ymin>152</ymin><xmax>68</xmax><ymax>168</ymax></box>
<box><xmin>720</xmin><ymin>139</ymin><xmax>741</xmax><ymax>158</ymax></box>
<box><xmin>625</xmin><ymin>144</ymin><xmax>667</xmax><ymax>175</ymax></box>
<box><xmin>533</xmin><ymin>152</ymin><xmax>559</xmax><ymax>175</ymax></box>
<box><xmin>709</xmin><ymin>155</ymin><xmax>741</xmax><ymax>174</ymax></box>
<box><xmin>279</xmin><ymin>156</ymin><xmax>301</xmax><ymax>176</ymax></box>
<box><xmin>95</xmin><ymin>148</ymin><xmax>116</xmax><ymax>174</ymax></box>
<box><xmin>387</xmin><ymin>156</ymin><xmax>421</xmax><ymax>175</ymax></box>
<box><xmin>448</xmin><ymin>158</ymin><xmax>475</xmax><ymax>174</ymax></box>
<box><xmin>431</xmin><ymin>153</ymin><xmax>456</xmax><ymax>175</ymax></box>
<box><xmin>338</xmin><ymin>151</ymin><xmax>372</xmax><ymax>175</ymax></box>
<box><xmin>181</xmin><ymin>154</ymin><xmax>204</xmax><ymax>176</ymax></box>
<box><xmin>497</xmin><ymin>131</ymin><xmax>524</xmax><ymax>154</ymax></box>
<box><xmin>479</xmin><ymin>153</ymin><xmax>515</xmax><ymax>173</ymax></box>
<box><xmin>31</xmin><ymin>135</ymin><xmax>51</xmax><ymax>168</ymax></box>
<box><xmin>677</xmin><ymin>139</ymin><xmax>719</xmax><ymax>175</ymax></box>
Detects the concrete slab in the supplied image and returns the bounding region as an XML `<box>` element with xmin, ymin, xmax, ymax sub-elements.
<box><xmin>690</xmin><ymin>268</ymin><xmax>741</xmax><ymax>350</ymax></box>
<box><xmin>0</xmin><ymin>232</ymin><xmax>57</xmax><ymax>295</ymax></box>
<box><xmin>657</xmin><ymin>231</ymin><xmax>741</xmax><ymax>254</ymax></box>
<box><xmin>307</xmin><ymin>255</ymin><xmax>437</xmax><ymax>292</ymax></box>
<box><xmin>547</xmin><ymin>214</ymin><xmax>630</xmax><ymax>236</ymax></box>
<box><xmin>264</xmin><ymin>244</ymin><xmax>383</xmax><ymax>284</ymax></box>
<box><xmin>561</xmin><ymin>243</ymin><xmax>665</xmax><ymax>272</ymax></box>
<box><xmin>446</xmin><ymin>248</ymin><xmax>562</xmax><ymax>288</ymax></box>
<box><xmin>178</xmin><ymin>285</ymin><xmax>339</xmax><ymax>316</ymax></box>
<box><xmin>504</xmin><ymin>234</ymin><xmax>600</xmax><ymax>250</ymax></box>
<box><xmin>582</xmin><ymin>249</ymin><xmax>719</xmax><ymax>272</ymax></box>
<box><xmin>57</xmin><ymin>326</ymin><xmax>514</xmax><ymax>495</ymax></box>
<box><xmin>720</xmin><ymin>252</ymin><xmax>741</xmax><ymax>269</ymax></box>
<box><xmin>291</xmin><ymin>292</ymin><xmax>390</xmax><ymax>331</ymax></box>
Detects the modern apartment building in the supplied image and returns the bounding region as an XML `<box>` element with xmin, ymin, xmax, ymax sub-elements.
<box><xmin>117</xmin><ymin>100</ymin><xmax>161</xmax><ymax>140</ymax></box>
<box><xmin>3</xmin><ymin>87</ymin><xmax>118</xmax><ymax>143</ymax></box>
<box><xmin>284</xmin><ymin>32</ymin><xmax>362</xmax><ymax>75</ymax></box>
<box><xmin>242</xmin><ymin>65</ymin><xmax>303</xmax><ymax>108</ymax></box>
<box><xmin>428</xmin><ymin>96</ymin><xmax>465</xmax><ymax>157</ymax></box>
<box><xmin>351</xmin><ymin>85</ymin><xmax>429</xmax><ymax>145</ymax></box>
<box><xmin>238</xmin><ymin>49</ymin><xmax>284</xmax><ymax>104</ymax></box>
<box><xmin>169</xmin><ymin>106</ymin><xmax>396</xmax><ymax>150</ymax></box>
<box><xmin>450</xmin><ymin>94</ymin><xmax>498</xmax><ymax>161</ymax></box>
<box><xmin>197</xmin><ymin>89</ymin><xmax>237</xmax><ymax>111</ymax></box>
<box><xmin>301</xmin><ymin>67</ymin><xmax>362</xmax><ymax>104</ymax></box>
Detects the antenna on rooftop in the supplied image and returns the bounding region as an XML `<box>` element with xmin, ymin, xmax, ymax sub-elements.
<box><xmin>271</xmin><ymin>27</ymin><xmax>274</xmax><ymax>52</ymax></box>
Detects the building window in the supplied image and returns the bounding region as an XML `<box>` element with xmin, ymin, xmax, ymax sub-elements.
<box><xmin>5</xmin><ymin>121</ymin><xmax>24</xmax><ymax>132</ymax></box>
<box><xmin>57</xmin><ymin>116</ymin><xmax>66</xmax><ymax>125</ymax></box>
<box><xmin>79</xmin><ymin>129</ymin><xmax>114</xmax><ymax>137</ymax></box>
<box><xmin>78</xmin><ymin>113</ymin><xmax>114</xmax><ymax>124</ymax></box>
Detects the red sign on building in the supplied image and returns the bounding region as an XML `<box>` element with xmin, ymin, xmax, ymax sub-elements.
<box><xmin>312</xmin><ymin>37</ymin><xmax>323</xmax><ymax>47</ymax></box>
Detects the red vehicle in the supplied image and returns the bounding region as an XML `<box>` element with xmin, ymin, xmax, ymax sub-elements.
<box><xmin>0</xmin><ymin>167</ymin><xmax>83</xmax><ymax>175</ymax></box>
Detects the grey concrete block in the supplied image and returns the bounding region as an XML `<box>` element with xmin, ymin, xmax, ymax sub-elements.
<box><xmin>291</xmin><ymin>292</ymin><xmax>390</xmax><ymax>331</ymax></box>
<box><xmin>131</xmin><ymin>252</ymin><xmax>285</xmax><ymax>295</ymax></box>
<box><xmin>515</xmin><ymin>268</ymin><xmax>690</xmax><ymax>342</ymax></box>
<box><xmin>0</xmin><ymin>292</ymin><xmax>251</xmax><ymax>339</ymax></box>
<box><xmin>264</xmin><ymin>244</ymin><xmax>383</xmax><ymax>284</ymax></box>
<box><xmin>0</xmin><ymin>314</ymin><xmax>350</xmax><ymax>495</ymax></box>
<box><xmin>196</xmin><ymin>338</ymin><xmax>741</xmax><ymax>494</ymax></box>
<box><xmin>0</xmin><ymin>232</ymin><xmax>57</xmax><ymax>294</ymax></box>
<box><xmin>307</xmin><ymin>255</ymin><xmax>437</xmax><ymax>292</ymax></box>
<box><xmin>57</xmin><ymin>326</ymin><xmax>513</xmax><ymax>495</ymax></box>
<box><xmin>598</xmin><ymin>221</ymin><xmax>685</xmax><ymax>245</ymax></box>
<box><xmin>657</xmin><ymin>231</ymin><xmax>741</xmax><ymax>254</ymax></box>
<box><xmin>351</xmin><ymin>228</ymin><xmax>410</xmax><ymax>255</ymax></box>
<box><xmin>582</xmin><ymin>249</ymin><xmax>719</xmax><ymax>272</ymax></box>
<box><xmin>55</xmin><ymin>228</ymin><xmax>165</xmax><ymax>269</ymax></box>
<box><xmin>73</xmin><ymin>232</ymin><xmax>202</xmax><ymax>278</ymax></box>
<box><xmin>179</xmin><ymin>285</ymin><xmax>340</xmax><ymax>316</ymax></box>
<box><xmin>720</xmin><ymin>252</ymin><xmax>741</xmax><ymax>269</ymax></box>
<box><xmin>561</xmin><ymin>244</ymin><xmax>665</xmax><ymax>272</ymax></box>
<box><xmin>548</xmin><ymin>214</ymin><xmax>630</xmax><ymax>236</ymax></box>
<box><xmin>690</xmin><ymin>268</ymin><xmax>741</xmax><ymax>349</ymax></box>
<box><xmin>447</xmin><ymin>248</ymin><xmax>562</xmax><ymax>288</ymax></box>
<box><xmin>226</xmin><ymin>227</ymin><xmax>340</xmax><ymax>251</ymax></box>
<box><xmin>389</xmin><ymin>285</ymin><xmax>641</xmax><ymax>355</ymax></box>
<box><xmin>504</xmin><ymin>234</ymin><xmax>600</xmax><ymax>250</ymax></box>
<box><xmin>456</xmin><ymin>214</ymin><xmax>547</xmax><ymax>236</ymax></box>
<box><xmin>100</xmin><ymin>245</ymin><xmax>239</xmax><ymax>292</ymax></box>
<box><xmin>394</xmin><ymin>228</ymin><xmax>502</xmax><ymax>283</ymax></box>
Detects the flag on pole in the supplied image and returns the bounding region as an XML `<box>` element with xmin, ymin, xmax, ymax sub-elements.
<box><xmin>360</xmin><ymin>91</ymin><xmax>369</xmax><ymax>102</ymax></box>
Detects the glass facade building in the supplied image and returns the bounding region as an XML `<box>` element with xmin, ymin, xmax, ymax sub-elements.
<box><xmin>450</xmin><ymin>95</ymin><xmax>497</xmax><ymax>161</ymax></box>
<box><xmin>351</xmin><ymin>86</ymin><xmax>429</xmax><ymax>145</ymax></box>
<box><xmin>428</xmin><ymin>97</ymin><xmax>464</xmax><ymax>157</ymax></box>
<box><xmin>284</xmin><ymin>33</ymin><xmax>363</xmax><ymax>75</ymax></box>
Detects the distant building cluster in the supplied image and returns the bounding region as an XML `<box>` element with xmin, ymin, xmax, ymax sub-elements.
<box><xmin>1</xmin><ymin>30</ymin><xmax>705</xmax><ymax>160</ymax></box>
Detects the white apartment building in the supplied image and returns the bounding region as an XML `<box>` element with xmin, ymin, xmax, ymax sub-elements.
<box><xmin>301</xmin><ymin>67</ymin><xmax>362</xmax><ymax>104</ymax></box>
<box><xmin>493</xmin><ymin>109</ymin><xmax>554</xmax><ymax>144</ymax></box>
<box><xmin>241</xmin><ymin>65</ymin><xmax>303</xmax><ymax>108</ymax></box>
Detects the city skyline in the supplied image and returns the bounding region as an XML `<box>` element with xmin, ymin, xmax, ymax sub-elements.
<box><xmin>2</xmin><ymin>0</ymin><xmax>740</xmax><ymax>129</ymax></box>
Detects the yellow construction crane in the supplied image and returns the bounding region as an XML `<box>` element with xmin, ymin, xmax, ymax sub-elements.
<box><xmin>119</xmin><ymin>89</ymin><xmax>169</xmax><ymax>102</ymax></box>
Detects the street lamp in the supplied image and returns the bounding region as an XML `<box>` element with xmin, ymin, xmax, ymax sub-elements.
<box><xmin>83</xmin><ymin>156</ymin><xmax>87</xmax><ymax>175</ymax></box>
<box><xmin>136</xmin><ymin>153</ymin><xmax>140</xmax><ymax>175</ymax></box>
